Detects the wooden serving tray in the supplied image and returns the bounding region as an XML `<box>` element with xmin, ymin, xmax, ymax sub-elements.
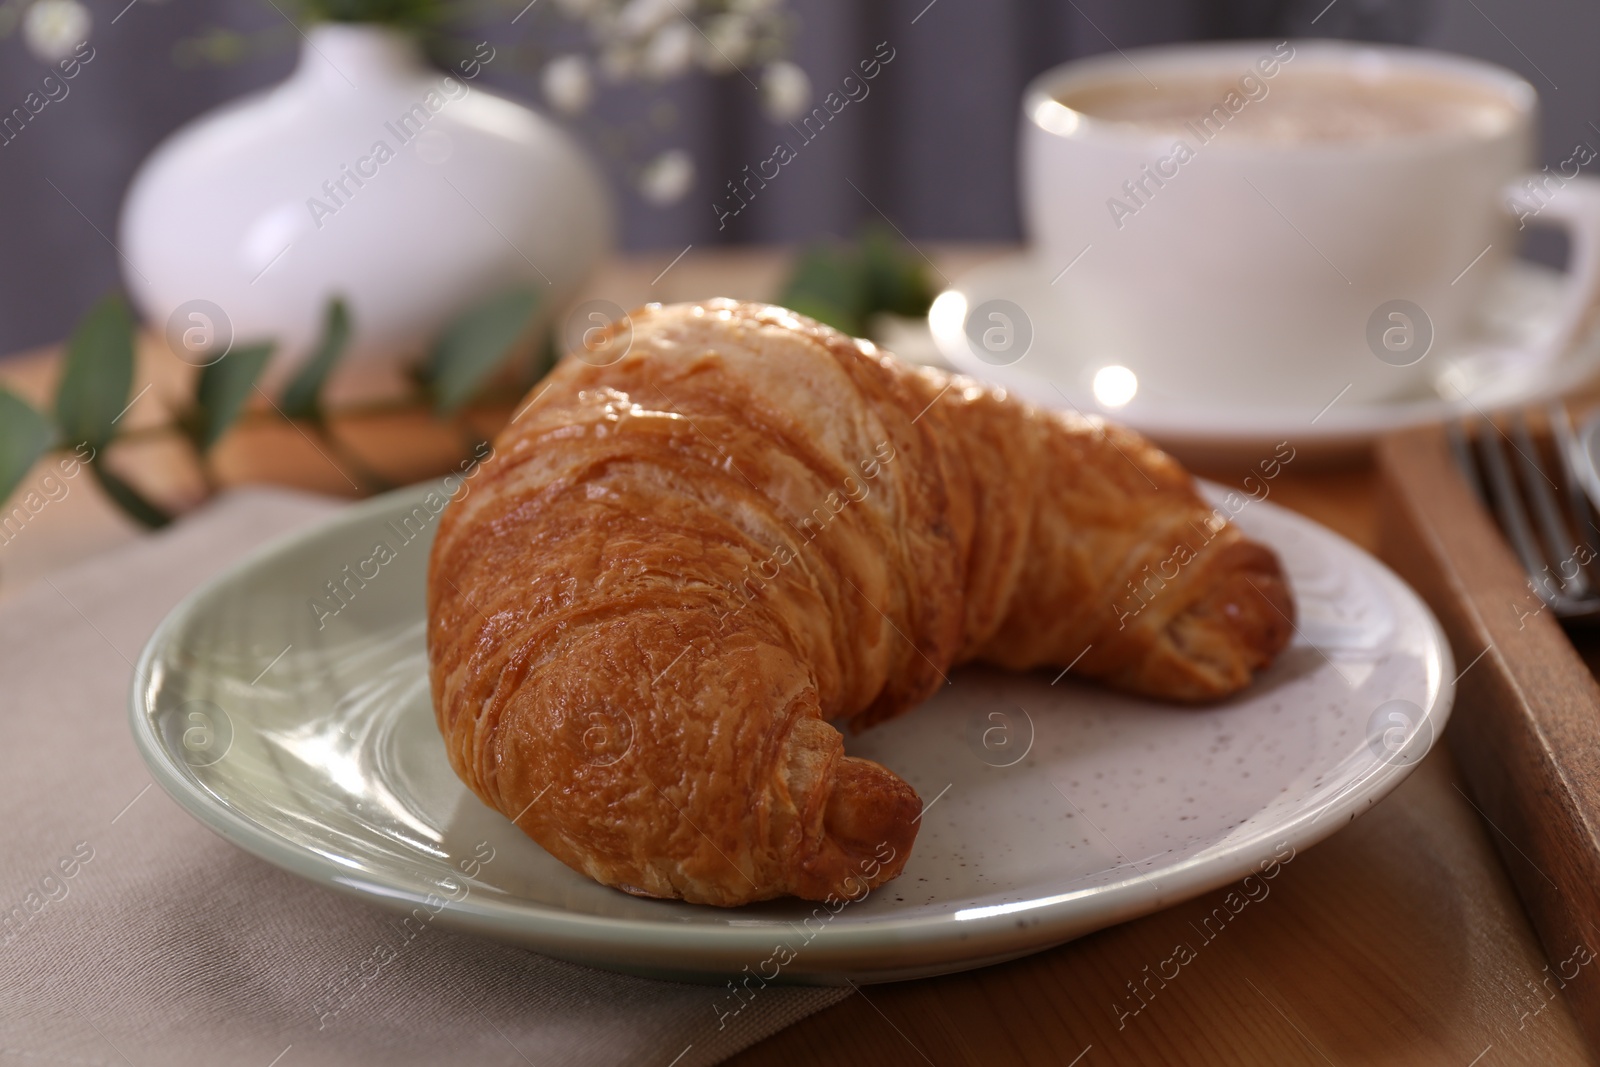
<box><xmin>1378</xmin><ymin>425</ymin><xmax>1600</xmax><ymax>1046</ymax></box>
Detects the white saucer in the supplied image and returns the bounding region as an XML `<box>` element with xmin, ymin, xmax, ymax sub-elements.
<box><xmin>931</xmin><ymin>253</ymin><xmax>1600</xmax><ymax>462</ymax></box>
<box><xmin>129</xmin><ymin>481</ymin><xmax>1450</xmax><ymax>984</ymax></box>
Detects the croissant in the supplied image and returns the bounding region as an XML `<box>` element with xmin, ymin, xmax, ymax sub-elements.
<box><xmin>426</xmin><ymin>300</ymin><xmax>1293</xmax><ymax>907</ymax></box>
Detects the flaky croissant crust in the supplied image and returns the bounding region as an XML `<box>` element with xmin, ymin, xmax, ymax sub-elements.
<box><xmin>427</xmin><ymin>300</ymin><xmax>1293</xmax><ymax>906</ymax></box>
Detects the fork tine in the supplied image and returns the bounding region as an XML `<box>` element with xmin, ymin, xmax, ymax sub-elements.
<box><xmin>1511</xmin><ymin>413</ymin><xmax>1588</xmax><ymax>599</ymax></box>
<box><xmin>1447</xmin><ymin>419</ymin><xmax>1487</xmax><ymax>506</ymax></box>
<box><xmin>1548</xmin><ymin>403</ymin><xmax>1600</xmax><ymax>585</ymax></box>
<box><xmin>1475</xmin><ymin>418</ymin><xmax>1558</xmax><ymax>603</ymax></box>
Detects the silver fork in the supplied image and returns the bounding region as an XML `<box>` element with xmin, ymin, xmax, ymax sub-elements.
<box><xmin>1448</xmin><ymin>405</ymin><xmax>1600</xmax><ymax>621</ymax></box>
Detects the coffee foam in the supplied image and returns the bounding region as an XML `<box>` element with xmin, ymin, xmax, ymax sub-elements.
<box><xmin>1059</xmin><ymin>68</ymin><xmax>1518</xmax><ymax>143</ymax></box>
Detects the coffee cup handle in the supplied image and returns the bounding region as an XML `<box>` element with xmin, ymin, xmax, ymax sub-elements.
<box><xmin>1503</xmin><ymin>174</ymin><xmax>1600</xmax><ymax>361</ymax></box>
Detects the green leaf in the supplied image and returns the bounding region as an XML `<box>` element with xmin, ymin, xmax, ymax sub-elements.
<box><xmin>280</xmin><ymin>298</ymin><xmax>350</xmax><ymax>420</ymax></box>
<box><xmin>297</xmin><ymin>0</ymin><xmax>441</xmax><ymax>29</ymax></box>
<box><xmin>90</xmin><ymin>461</ymin><xmax>170</xmax><ymax>529</ymax></box>
<box><xmin>426</xmin><ymin>288</ymin><xmax>539</xmax><ymax>414</ymax></box>
<box><xmin>860</xmin><ymin>227</ymin><xmax>936</xmax><ymax>319</ymax></box>
<box><xmin>0</xmin><ymin>390</ymin><xmax>56</xmax><ymax>504</ymax></box>
<box><xmin>779</xmin><ymin>244</ymin><xmax>867</xmax><ymax>336</ymax></box>
<box><xmin>779</xmin><ymin>229</ymin><xmax>939</xmax><ymax>339</ymax></box>
<box><xmin>193</xmin><ymin>343</ymin><xmax>275</xmax><ymax>451</ymax></box>
<box><xmin>519</xmin><ymin>325</ymin><xmax>561</xmax><ymax>392</ymax></box>
<box><xmin>55</xmin><ymin>293</ymin><xmax>135</xmax><ymax>450</ymax></box>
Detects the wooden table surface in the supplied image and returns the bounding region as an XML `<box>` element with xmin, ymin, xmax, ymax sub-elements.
<box><xmin>2</xmin><ymin>246</ymin><xmax>1593</xmax><ymax>1066</ymax></box>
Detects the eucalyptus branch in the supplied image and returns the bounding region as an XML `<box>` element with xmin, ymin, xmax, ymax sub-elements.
<box><xmin>0</xmin><ymin>290</ymin><xmax>543</xmax><ymax>527</ymax></box>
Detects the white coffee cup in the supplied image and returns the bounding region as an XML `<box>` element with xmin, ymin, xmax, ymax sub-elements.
<box><xmin>1019</xmin><ymin>40</ymin><xmax>1600</xmax><ymax>409</ymax></box>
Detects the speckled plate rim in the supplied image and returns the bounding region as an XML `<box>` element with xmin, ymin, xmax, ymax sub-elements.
<box><xmin>128</xmin><ymin>482</ymin><xmax>1454</xmax><ymax>983</ymax></box>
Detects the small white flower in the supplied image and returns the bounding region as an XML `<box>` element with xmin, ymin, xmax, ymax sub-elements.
<box><xmin>22</xmin><ymin>0</ymin><xmax>90</xmax><ymax>63</ymax></box>
<box><xmin>699</xmin><ymin>13</ymin><xmax>753</xmax><ymax>73</ymax></box>
<box><xmin>599</xmin><ymin>43</ymin><xmax>639</xmax><ymax>82</ymax></box>
<box><xmin>761</xmin><ymin>61</ymin><xmax>810</xmax><ymax>122</ymax></box>
<box><xmin>542</xmin><ymin>54</ymin><xmax>594</xmax><ymax>114</ymax></box>
<box><xmin>615</xmin><ymin>0</ymin><xmax>677</xmax><ymax>41</ymax></box>
<box><xmin>638</xmin><ymin>148</ymin><xmax>694</xmax><ymax>204</ymax></box>
<box><xmin>642</xmin><ymin>20</ymin><xmax>695</xmax><ymax>80</ymax></box>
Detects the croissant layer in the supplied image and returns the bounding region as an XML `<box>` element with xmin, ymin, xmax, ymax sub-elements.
<box><xmin>427</xmin><ymin>300</ymin><xmax>1293</xmax><ymax>906</ymax></box>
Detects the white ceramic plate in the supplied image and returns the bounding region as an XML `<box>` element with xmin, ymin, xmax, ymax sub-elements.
<box><xmin>130</xmin><ymin>481</ymin><xmax>1452</xmax><ymax>984</ymax></box>
<box><xmin>931</xmin><ymin>253</ymin><xmax>1600</xmax><ymax>461</ymax></box>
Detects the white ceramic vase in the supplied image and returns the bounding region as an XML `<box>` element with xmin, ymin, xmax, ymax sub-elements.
<box><xmin>120</xmin><ymin>24</ymin><xmax>611</xmax><ymax>373</ymax></box>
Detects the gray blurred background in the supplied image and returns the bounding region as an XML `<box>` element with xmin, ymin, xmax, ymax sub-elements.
<box><xmin>0</xmin><ymin>0</ymin><xmax>1594</xmax><ymax>355</ymax></box>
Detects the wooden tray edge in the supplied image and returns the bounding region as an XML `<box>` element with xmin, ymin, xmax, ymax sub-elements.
<box><xmin>1377</xmin><ymin>425</ymin><xmax>1600</xmax><ymax>1048</ymax></box>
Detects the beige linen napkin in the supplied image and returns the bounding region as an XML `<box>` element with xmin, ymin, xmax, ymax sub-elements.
<box><xmin>0</xmin><ymin>487</ymin><xmax>846</xmax><ymax>1067</ymax></box>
